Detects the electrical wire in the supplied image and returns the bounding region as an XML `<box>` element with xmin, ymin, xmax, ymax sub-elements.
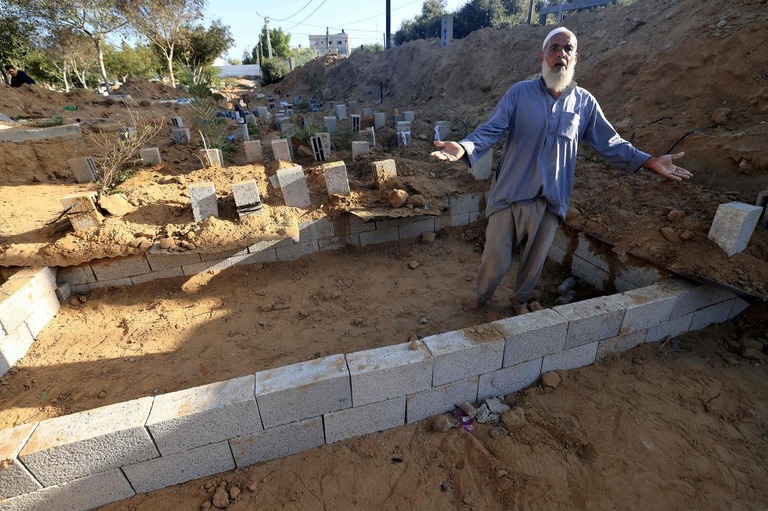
<box><xmin>255</xmin><ymin>0</ymin><xmax>316</xmax><ymax>22</ymax></box>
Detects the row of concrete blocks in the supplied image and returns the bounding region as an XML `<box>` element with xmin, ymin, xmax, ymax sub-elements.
<box><xmin>54</xmin><ymin>192</ymin><xmax>486</xmax><ymax>293</ymax></box>
<box><xmin>0</xmin><ymin>268</ymin><xmax>60</xmax><ymax>376</ymax></box>
<box><xmin>0</xmin><ymin>277</ymin><xmax>748</xmax><ymax>510</ymax></box>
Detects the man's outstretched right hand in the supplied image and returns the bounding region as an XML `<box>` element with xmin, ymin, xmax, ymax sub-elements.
<box><xmin>430</xmin><ymin>140</ymin><xmax>465</xmax><ymax>162</ymax></box>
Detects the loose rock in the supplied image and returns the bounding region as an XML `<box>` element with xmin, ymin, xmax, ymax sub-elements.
<box><xmin>212</xmin><ymin>488</ymin><xmax>230</xmax><ymax>509</ymax></box>
<box><xmin>475</xmin><ymin>404</ymin><xmax>491</xmax><ymax>423</ymax></box>
<box><xmin>660</xmin><ymin>227</ymin><xmax>680</xmax><ymax>243</ymax></box>
<box><xmin>408</xmin><ymin>260</ymin><xmax>420</xmax><ymax>269</ymax></box>
<box><xmin>432</xmin><ymin>414</ymin><xmax>455</xmax><ymax>432</ymax></box>
<box><xmin>458</xmin><ymin>401</ymin><xmax>477</xmax><ymax>418</ymax></box>
<box><xmin>667</xmin><ymin>209</ymin><xmax>686</xmax><ymax>222</ymax></box>
<box><xmin>501</xmin><ymin>407</ymin><xmax>528</xmax><ymax>428</ymax></box>
<box><xmin>541</xmin><ymin>371</ymin><xmax>562</xmax><ymax>389</ymax></box>
<box><xmin>489</xmin><ymin>426</ymin><xmax>508</xmax><ymax>439</ymax></box>
<box><xmin>485</xmin><ymin>397</ymin><xmax>510</xmax><ymax>414</ymax></box>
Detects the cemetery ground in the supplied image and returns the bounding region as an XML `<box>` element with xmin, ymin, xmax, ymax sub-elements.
<box><xmin>1</xmin><ymin>0</ymin><xmax>768</xmax><ymax>508</ymax></box>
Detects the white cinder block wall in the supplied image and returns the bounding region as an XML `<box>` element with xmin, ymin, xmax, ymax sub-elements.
<box><xmin>0</xmin><ymin>192</ymin><xmax>752</xmax><ymax>510</ymax></box>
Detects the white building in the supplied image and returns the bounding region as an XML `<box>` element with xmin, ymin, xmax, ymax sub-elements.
<box><xmin>309</xmin><ymin>30</ymin><xmax>352</xmax><ymax>57</ymax></box>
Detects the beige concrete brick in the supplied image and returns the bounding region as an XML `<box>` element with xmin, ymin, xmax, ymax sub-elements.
<box><xmin>423</xmin><ymin>325</ymin><xmax>505</xmax><ymax>386</ymax></box>
<box><xmin>145</xmin><ymin>252</ymin><xmax>201</xmax><ymax>272</ymax></box>
<box><xmin>554</xmin><ymin>295</ymin><xmax>626</xmax><ymax>349</ymax></box>
<box><xmin>0</xmin><ymin>423</ymin><xmax>41</xmax><ymax>499</ymax></box>
<box><xmin>90</xmin><ymin>256</ymin><xmax>151</xmax><ymax>281</ymax></box>
<box><xmin>492</xmin><ymin>309</ymin><xmax>568</xmax><ymax>367</ymax></box>
<box><xmin>477</xmin><ymin>358</ymin><xmax>543</xmax><ymax>401</ymax></box>
<box><xmin>324</xmin><ymin>397</ymin><xmax>405</xmax><ymax>443</ymax></box>
<box><xmin>230</xmin><ymin>417</ymin><xmax>325</xmax><ymax>468</ymax></box>
<box><xmin>0</xmin><ymin>324</ymin><xmax>35</xmax><ymax>376</ymax></box>
<box><xmin>19</xmin><ymin>397</ymin><xmax>158</xmax><ymax>486</ymax></box>
<box><xmin>0</xmin><ymin>277</ymin><xmax>37</xmax><ymax>334</ymax></box>
<box><xmin>406</xmin><ymin>377</ymin><xmax>478</xmax><ymax>423</ymax></box>
<box><xmin>24</xmin><ymin>290</ymin><xmax>60</xmax><ymax>339</ymax></box>
<box><xmin>56</xmin><ymin>265</ymin><xmax>96</xmax><ymax>286</ymax></box>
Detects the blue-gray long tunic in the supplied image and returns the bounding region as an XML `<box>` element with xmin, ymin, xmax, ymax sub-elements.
<box><xmin>460</xmin><ymin>77</ymin><xmax>651</xmax><ymax>221</ymax></box>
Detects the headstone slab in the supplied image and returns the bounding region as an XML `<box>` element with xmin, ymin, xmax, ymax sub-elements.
<box><xmin>257</xmin><ymin>106</ymin><xmax>269</xmax><ymax>118</ymax></box>
<box><xmin>170</xmin><ymin>116</ymin><xmax>184</xmax><ymax>128</ymax></box>
<box><xmin>172</xmin><ymin>128</ymin><xmax>191</xmax><ymax>145</ymax></box>
<box><xmin>140</xmin><ymin>147</ymin><xmax>162</xmax><ymax>165</ymax></box>
<box><xmin>232</xmin><ymin>180</ymin><xmax>263</xmax><ymax>218</ymax></box>
<box><xmin>362</xmin><ymin>107</ymin><xmax>374</xmax><ymax>117</ymax></box>
<box><xmin>336</xmin><ymin>104</ymin><xmax>347</xmax><ymax>120</ymax></box>
<box><xmin>471</xmin><ymin>149</ymin><xmax>494</xmax><ymax>181</ymax></box>
<box><xmin>199</xmin><ymin>149</ymin><xmax>223</xmax><ymax>168</ymax></box>
<box><xmin>362</xmin><ymin>127</ymin><xmax>376</xmax><ymax>148</ymax></box>
<box><xmin>348</xmin><ymin>100</ymin><xmax>359</xmax><ymax>113</ymax></box>
<box><xmin>351</xmin><ymin>141</ymin><xmax>370</xmax><ymax>160</ymax></box>
<box><xmin>188</xmin><ymin>182</ymin><xmax>219</xmax><ymax>222</ymax></box>
<box><xmin>234</xmin><ymin>125</ymin><xmax>250</xmax><ymax>142</ymax></box>
<box><xmin>323</xmin><ymin>161</ymin><xmax>351</xmax><ymax>197</ymax></box>
<box><xmin>61</xmin><ymin>192</ymin><xmax>103</xmax><ymax>231</ymax></box>
<box><xmin>372</xmin><ymin>159</ymin><xmax>397</xmax><ymax>190</ymax></box>
<box><xmin>373</xmin><ymin>112</ymin><xmax>386</xmax><ymax>129</ymax></box>
<box><xmin>350</xmin><ymin>115</ymin><xmax>361</xmax><ymax>133</ymax></box>
<box><xmin>403</xmin><ymin>111</ymin><xmax>415</xmax><ymax>122</ymax></box>
<box><xmin>68</xmin><ymin>156</ymin><xmax>99</xmax><ymax>183</ymax></box>
<box><xmin>323</xmin><ymin>116</ymin><xmax>337</xmax><ymax>133</ymax></box>
<box><xmin>243</xmin><ymin>140</ymin><xmax>263</xmax><ymax>163</ymax></box>
<box><xmin>276</xmin><ymin>165</ymin><xmax>312</xmax><ymax>208</ymax></box>
<box><xmin>435</xmin><ymin>121</ymin><xmax>451</xmax><ymax>141</ymax></box>
<box><xmin>311</xmin><ymin>134</ymin><xmax>328</xmax><ymax>162</ymax></box>
<box><xmin>271</xmin><ymin>138</ymin><xmax>293</xmax><ymax>163</ymax></box>
<box><xmin>707</xmin><ymin>202</ymin><xmax>762</xmax><ymax>256</ymax></box>
<box><xmin>396</xmin><ymin>121</ymin><xmax>412</xmax><ymax>147</ymax></box>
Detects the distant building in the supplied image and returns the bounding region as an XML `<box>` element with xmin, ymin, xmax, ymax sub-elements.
<box><xmin>213</xmin><ymin>64</ymin><xmax>262</xmax><ymax>78</ymax></box>
<box><xmin>309</xmin><ymin>29</ymin><xmax>352</xmax><ymax>57</ymax></box>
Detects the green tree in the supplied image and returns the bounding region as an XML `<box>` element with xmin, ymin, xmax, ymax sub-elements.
<box><xmin>104</xmin><ymin>41</ymin><xmax>161</xmax><ymax>82</ymax></box>
<box><xmin>9</xmin><ymin>0</ymin><xmax>129</xmax><ymax>91</ymax></box>
<box><xmin>174</xmin><ymin>20</ymin><xmax>234</xmax><ymax>84</ymax></box>
<box><xmin>358</xmin><ymin>43</ymin><xmax>384</xmax><ymax>53</ymax></box>
<box><xmin>40</xmin><ymin>26</ymin><xmax>96</xmax><ymax>89</ymax></box>
<box><xmin>0</xmin><ymin>11</ymin><xmax>39</xmax><ymax>84</ymax></box>
<box><xmin>260</xmin><ymin>57</ymin><xmax>286</xmax><ymax>85</ymax></box>
<box><xmin>394</xmin><ymin>0</ymin><xmax>445</xmax><ymax>45</ymax></box>
<box><xmin>118</xmin><ymin>0</ymin><xmax>204</xmax><ymax>87</ymax></box>
<box><xmin>262</xmin><ymin>27</ymin><xmax>291</xmax><ymax>59</ymax></box>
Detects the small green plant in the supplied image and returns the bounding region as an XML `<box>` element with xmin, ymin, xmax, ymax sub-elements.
<box><xmin>247</xmin><ymin>123</ymin><xmax>260</xmax><ymax>136</ymax></box>
<box><xmin>221</xmin><ymin>140</ymin><xmax>239</xmax><ymax>163</ymax></box>
<box><xmin>295</xmin><ymin>124</ymin><xmax>320</xmax><ymax>145</ymax></box>
<box><xmin>331</xmin><ymin>126</ymin><xmax>353</xmax><ymax>150</ymax></box>
<box><xmin>52</xmin><ymin>115</ymin><xmax>63</xmax><ymax>126</ymax></box>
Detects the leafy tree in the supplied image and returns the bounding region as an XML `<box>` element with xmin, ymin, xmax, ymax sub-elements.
<box><xmin>358</xmin><ymin>43</ymin><xmax>385</xmax><ymax>53</ymax></box>
<box><xmin>262</xmin><ymin>27</ymin><xmax>291</xmax><ymax>59</ymax></box>
<box><xmin>394</xmin><ymin>0</ymin><xmax>445</xmax><ymax>45</ymax></box>
<box><xmin>261</xmin><ymin>57</ymin><xmax>287</xmax><ymax>85</ymax></box>
<box><xmin>41</xmin><ymin>26</ymin><xmax>97</xmax><ymax>90</ymax></box>
<box><xmin>175</xmin><ymin>19</ymin><xmax>234</xmax><ymax>85</ymax></box>
<box><xmin>291</xmin><ymin>46</ymin><xmax>318</xmax><ymax>67</ymax></box>
<box><xmin>10</xmin><ymin>0</ymin><xmax>129</xmax><ymax>90</ymax></box>
<box><xmin>104</xmin><ymin>42</ymin><xmax>161</xmax><ymax>82</ymax></box>
<box><xmin>118</xmin><ymin>0</ymin><xmax>204</xmax><ymax>87</ymax></box>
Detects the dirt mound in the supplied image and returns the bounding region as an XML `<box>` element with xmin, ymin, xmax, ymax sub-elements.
<box><xmin>114</xmin><ymin>78</ymin><xmax>185</xmax><ymax>100</ymax></box>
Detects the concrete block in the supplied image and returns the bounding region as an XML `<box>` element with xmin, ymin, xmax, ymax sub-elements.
<box><xmin>257</xmin><ymin>106</ymin><xmax>269</xmax><ymax>118</ymax></box>
<box><xmin>324</xmin><ymin>397</ymin><xmax>405</xmax><ymax>443</ymax></box>
<box><xmin>146</xmin><ymin>375</ymin><xmax>261</xmax><ymax>456</ymax></box>
<box><xmin>662</xmin><ymin>280</ymin><xmax>714</xmax><ymax>319</ymax></box>
<box><xmin>299</xmin><ymin>217</ymin><xmax>335</xmax><ymax>242</ymax></box>
<box><xmin>477</xmin><ymin>358</ymin><xmax>542</xmax><ymax>401</ymax></box>
<box><xmin>347</xmin><ymin>341</ymin><xmax>433</xmax><ymax>407</ymax></box>
<box><xmin>434</xmin><ymin>121</ymin><xmax>451</xmax><ymax>141</ymax></box>
<box><xmin>323</xmin><ymin>116</ymin><xmax>337</xmax><ymax>133</ymax></box>
<box><xmin>729</xmin><ymin>297</ymin><xmax>750</xmax><ymax>319</ymax></box>
<box><xmin>0</xmin><ymin>324</ymin><xmax>34</xmax><ymax>375</ymax></box>
<box><xmin>131</xmin><ymin>267</ymin><xmax>184</xmax><ymax>285</ymax></box>
<box><xmin>596</xmin><ymin>330</ymin><xmax>646</xmax><ymax>360</ymax></box>
<box><xmin>60</xmin><ymin>193</ymin><xmax>103</xmax><ymax>231</ymax></box>
<box><xmin>199</xmin><ymin>148</ymin><xmax>223</xmax><ymax>167</ymax></box>
<box><xmin>690</xmin><ymin>300</ymin><xmax>735</xmax><ymax>331</ymax></box>
<box><xmin>276</xmin><ymin>165</ymin><xmax>311</xmax><ymax>208</ymax></box>
<box><xmin>67</xmin><ymin>157</ymin><xmax>98</xmax><ymax>183</ymax></box>
<box><xmin>55</xmin><ymin>282</ymin><xmax>71</xmax><ymax>302</ymax></box>
<box><xmin>323</xmin><ymin>161</ymin><xmax>351</xmax><ymax>197</ymax></box>
<box><xmin>19</xmin><ymin>397</ymin><xmax>158</xmax><ymax>486</ymax></box>
<box><xmin>56</xmin><ymin>265</ymin><xmax>96</xmax><ymax>286</ymax></box>
<box><xmin>573</xmin><ymin>234</ymin><xmax>611</xmax><ymax>273</ymax></box>
<box><xmin>373</xmin><ymin>112</ymin><xmax>386</xmax><ymax>129</ymax></box>
<box><xmin>230</xmin><ymin>417</ymin><xmax>324</xmax><ymax>468</ymax></box>
<box><xmin>492</xmin><ymin>308</ymin><xmax>568</xmax><ymax>367</ymax></box>
<box><xmin>708</xmin><ymin>202</ymin><xmax>762</xmax><ymax>256</ymax></box>
<box><xmin>348</xmin><ymin>101</ymin><xmax>359</xmax><ymax>113</ymax></box>
<box><xmin>271</xmin><ymin>139</ymin><xmax>293</xmax><ymax>162</ymax></box>
<box><xmin>471</xmin><ymin>149</ymin><xmax>493</xmax><ymax>181</ymax></box>
<box><xmin>361</xmin><ymin>126</ymin><xmax>376</xmax><ymax>147</ymax></box>
<box><xmin>570</xmin><ymin>255</ymin><xmax>609</xmax><ymax>291</ymax></box>
<box><xmin>335</xmin><ymin>104</ymin><xmax>347</xmax><ymax>120</ymax></box>
<box><xmin>74</xmin><ymin>277</ymin><xmax>133</xmax><ymax>293</ymax></box>
<box><xmin>646</xmin><ymin>313</ymin><xmax>693</xmax><ymax>344</ymax></box>
<box><xmin>614</xmin><ymin>283</ymin><xmax>677</xmax><ymax>334</ymax></box>
<box><xmin>554</xmin><ymin>295</ymin><xmax>626</xmax><ymax>349</ymax></box>
<box><xmin>362</xmin><ymin>107</ymin><xmax>373</xmax><ymax>116</ymax></box>
<box><xmin>6</xmin><ymin>267</ymin><xmax>56</xmax><ymax>295</ymax></box>
<box><xmin>181</xmin><ymin>257</ymin><xmax>232</xmax><ymax>276</ymax></box>
<box><xmin>232</xmin><ymin>180</ymin><xmax>263</xmax><ymax>219</ymax></box>
<box><xmin>406</xmin><ymin>377</ymin><xmax>478</xmax><ymax>423</ymax></box>
<box><xmin>243</xmin><ymin>140</ymin><xmax>263</xmax><ymax>163</ymax></box>
<box><xmin>542</xmin><ymin>342</ymin><xmax>598</xmax><ymax>373</ymax></box>
<box><xmin>139</xmin><ymin>147</ymin><xmax>162</xmax><ymax>165</ymax></box>
<box><xmin>122</xmin><ymin>441</ymin><xmax>234</xmax><ymax>494</ymax></box>
<box><xmin>548</xmin><ymin>244</ymin><xmax>567</xmax><ymax>265</ymax></box>
<box><xmin>170</xmin><ymin>116</ymin><xmax>184</xmax><ymax>128</ymax></box>
<box><xmin>0</xmin><ymin>423</ymin><xmax>41</xmax><ymax>499</ymax></box>
<box><xmin>275</xmin><ymin>239</ymin><xmax>319</xmax><ymax>261</ymax></box>
<box><xmin>372</xmin><ymin>159</ymin><xmax>397</xmax><ymax>190</ymax></box>
<box><xmin>189</xmin><ymin>182</ymin><xmax>219</xmax><ymax>222</ymax></box>
<box><xmin>0</xmin><ymin>469</ymin><xmax>135</xmax><ymax>511</ymax></box>
<box><xmin>0</xmin><ymin>277</ymin><xmax>37</xmax><ymax>334</ymax></box>
<box><xmin>171</xmin><ymin>128</ymin><xmax>190</xmax><ymax>145</ymax></box>
<box><xmin>396</xmin><ymin>121</ymin><xmax>411</xmax><ymax>146</ymax></box>
<box><xmin>351</xmin><ymin>141</ymin><xmax>369</xmax><ymax>160</ymax></box>
<box><xmin>710</xmin><ymin>287</ymin><xmax>737</xmax><ymax>305</ymax></box>
<box><xmin>350</xmin><ymin>114</ymin><xmax>361</xmax><ymax>133</ymax></box>
<box><xmin>90</xmin><ymin>255</ymin><xmax>151</xmax><ymax>281</ymax></box>
<box><xmin>398</xmin><ymin>218</ymin><xmax>436</xmax><ymax>239</ymax></box>
<box><xmin>254</xmin><ymin>354</ymin><xmax>351</xmax><ymax>429</ymax></box>
<box><xmin>145</xmin><ymin>252</ymin><xmax>201</xmax><ymax>272</ymax></box>
<box><xmin>233</xmin><ymin>125</ymin><xmax>249</xmax><ymax>142</ymax></box>
<box><xmin>25</xmin><ymin>290</ymin><xmax>60</xmax><ymax>339</ymax></box>
<box><xmin>359</xmin><ymin>225</ymin><xmax>399</xmax><ymax>246</ymax></box>
<box><xmin>618</xmin><ymin>263</ymin><xmax>666</xmax><ymax>288</ymax></box>
<box><xmin>449</xmin><ymin>193</ymin><xmax>483</xmax><ymax>215</ymax></box>
<box><xmin>403</xmin><ymin>111</ymin><xmax>415</xmax><ymax>122</ymax></box>
<box><xmin>311</xmin><ymin>133</ymin><xmax>332</xmax><ymax>162</ymax></box>
<box><xmin>200</xmin><ymin>247</ymin><xmax>247</xmax><ymax>262</ymax></box>
<box><xmin>423</xmin><ymin>325</ymin><xmax>505</xmax><ymax>386</ymax></box>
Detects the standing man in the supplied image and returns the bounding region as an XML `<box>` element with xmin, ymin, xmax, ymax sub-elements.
<box><xmin>430</xmin><ymin>27</ymin><xmax>692</xmax><ymax>315</ymax></box>
<box><xmin>5</xmin><ymin>65</ymin><xmax>36</xmax><ymax>87</ymax></box>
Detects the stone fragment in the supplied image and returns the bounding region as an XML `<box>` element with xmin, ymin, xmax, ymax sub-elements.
<box><xmin>431</xmin><ymin>415</ymin><xmax>455</xmax><ymax>432</ymax></box>
<box><xmin>484</xmin><ymin>397</ymin><xmax>509</xmax><ymax>414</ymax></box>
<box><xmin>660</xmin><ymin>227</ymin><xmax>680</xmax><ymax>243</ymax></box>
<box><xmin>384</xmin><ymin>189</ymin><xmax>408</xmax><ymax>208</ymax></box>
<box><xmin>68</xmin><ymin>156</ymin><xmax>99</xmax><ymax>183</ymax></box>
<box><xmin>541</xmin><ymin>371</ymin><xmax>562</xmax><ymax>389</ymax></box>
<box><xmin>406</xmin><ymin>194</ymin><xmax>426</xmax><ymax>208</ymax></box>
<box><xmin>458</xmin><ymin>401</ymin><xmax>477</xmax><ymax>418</ymax></box>
<box><xmin>488</xmin><ymin>427</ymin><xmax>508</xmax><ymax>439</ymax></box>
<box><xmin>667</xmin><ymin>209</ymin><xmax>686</xmax><ymax>221</ymax></box>
<box><xmin>475</xmin><ymin>404</ymin><xmax>490</xmax><ymax>423</ymax></box>
<box><xmin>98</xmin><ymin>193</ymin><xmax>135</xmax><ymax>217</ymax></box>
<box><xmin>501</xmin><ymin>408</ymin><xmax>527</xmax><ymax>428</ymax></box>
<box><xmin>61</xmin><ymin>192</ymin><xmax>103</xmax><ymax>231</ymax></box>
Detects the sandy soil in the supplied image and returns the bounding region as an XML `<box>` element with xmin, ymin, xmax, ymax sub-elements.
<box><xmin>1</xmin><ymin>0</ymin><xmax>767</xmax><ymax>508</ymax></box>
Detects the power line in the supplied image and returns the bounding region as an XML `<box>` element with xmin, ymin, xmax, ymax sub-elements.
<box><xmin>263</xmin><ymin>0</ymin><xmax>317</xmax><ymax>22</ymax></box>
<box><xmin>284</xmin><ymin>0</ymin><xmax>329</xmax><ymax>31</ymax></box>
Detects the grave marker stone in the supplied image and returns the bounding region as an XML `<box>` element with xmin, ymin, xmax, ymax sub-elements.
<box><xmin>234</xmin><ymin>125</ymin><xmax>249</xmax><ymax>142</ymax></box>
<box><xmin>172</xmin><ymin>128</ymin><xmax>191</xmax><ymax>145</ymax></box>
<box><xmin>188</xmin><ymin>182</ymin><xmax>219</xmax><ymax>221</ymax></box>
<box><xmin>118</xmin><ymin>127</ymin><xmax>135</xmax><ymax>141</ymax></box>
<box><xmin>323</xmin><ymin>161</ymin><xmax>351</xmax><ymax>197</ymax></box>
<box><xmin>61</xmin><ymin>192</ymin><xmax>103</xmax><ymax>231</ymax></box>
<box><xmin>272</xmin><ymin>138</ymin><xmax>293</xmax><ymax>162</ymax></box>
<box><xmin>471</xmin><ymin>149</ymin><xmax>494</xmax><ymax>181</ymax></box>
<box><xmin>324</xmin><ymin>116</ymin><xmax>337</xmax><ymax>133</ymax></box>
<box><xmin>361</xmin><ymin>127</ymin><xmax>376</xmax><ymax>148</ymax></box>
<box><xmin>374</xmin><ymin>112</ymin><xmax>386</xmax><ymax>129</ymax></box>
<box><xmin>199</xmin><ymin>149</ymin><xmax>223</xmax><ymax>167</ymax></box>
<box><xmin>348</xmin><ymin>100</ymin><xmax>359</xmax><ymax>113</ymax></box>
<box><xmin>140</xmin><ymin>147</ymin><xmax>162</xmax><ymax>165</ymax></box>
<box><xmin>257</xmin><ymin>106</ymin><xmax>269</xmax><ymax>118</ymax></box>
<box><xmin>372</xmin><ymin>159</ymin><xmax>397</xmax><ymax>190</ymax></box>
<box><xmin>351</xmin><ymin>141</ymin><xmax>370</xmax><ymax>160</ymax></box>
<box><xmin>396</xmin><ymin>121</ymin><xmax>411</xmax><ymax>147</ymax></box>
<box><xmin>310</xmin><ymin>134</ymin><xmax>330</xmax><ymax>162</ymax></box>
<box><xmin>708</xmin><ymin>202</ymin><xmax>762</xmax><ymax>256</ymax></box>
<box><xmin>403</xmin><ymin>111</ymin><xmax>415</xmax><ymax>122</ymax></box>
<box><xmin>170</xmin><ymin>116</ymin><xmax>184</xmax><ymax>128</ymax></box>
<box><xmin>68</xmin><ymin>156</ymin><xmax>99</xmax><ymax>183</ymax></box>
<box><xmin>243</xmin><ymin>140</ymin><xmax>263</xmax><ymax>163</ymax></box>
<box><xmin>336</xmin><ymin>104</ymin><xmax>347</xmax><ymax>120</ymax></box>
<box><xmin>350</xmin><ymin>115</ymin><xmax>361</xmax><ymax>133</ymax></box>
<box><xmin>232</xmin><ymin>180</ymin><xmax>263</xmax><ymax>218</ymax></box>
<box><xmin>435</xmin><ymin>121</ymin><xmax>451</xmax><ymax>141</ymax></box>
<box><xmin>276</xmin><ymin>165</ymin><xmax>311</xmax><ymax>207</ymax></box>
<box><xmin>362</xmin><ymin>107</ymin><xmax>374</xmax><ymax>117</ymax></box>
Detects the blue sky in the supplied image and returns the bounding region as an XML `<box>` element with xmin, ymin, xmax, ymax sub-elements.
<box><xmin>205</xmin><ymin>0</ymin><xmax>467</xmax><ymax>59</ymax></box>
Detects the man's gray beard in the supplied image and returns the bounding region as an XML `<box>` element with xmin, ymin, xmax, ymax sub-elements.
<box><xmin>541</xmin><ymin>62</ymin><xmax>575</xmax><ymax>93</ymax></box>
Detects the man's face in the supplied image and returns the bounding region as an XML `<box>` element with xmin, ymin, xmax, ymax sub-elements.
<box><xmin>539</xmin><ymin>32</ymin><xmax>578</xmax><ymax>93</ymax></box>
<box><xmin>7</xmin><ymin>68</ymin><xmax>18</xmax><ymax>77</ymax></box>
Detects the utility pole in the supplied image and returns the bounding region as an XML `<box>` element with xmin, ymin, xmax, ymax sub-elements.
<box><xmin>385</xmin><ymin>0</ymin><xmax>391</xmax><ymax>49</ymax></box>
<box><xmin>526</xmin><ymin>0</ymin><xmax>534</xmax><ymax>25</ymax></box>
<box><xmin>326</xmin><ymin>26</ymin><xmax>330</xmax><ymax>54</ymax></box>
<box><xmin>557</xmin><ymin>0</ymin><xmax>564</xmax><ymax>23</ymax></box>
<box><xmin>265</xmin><ymin>18</ymin><xmax>273</xmax><ymax>59</ymax></box>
